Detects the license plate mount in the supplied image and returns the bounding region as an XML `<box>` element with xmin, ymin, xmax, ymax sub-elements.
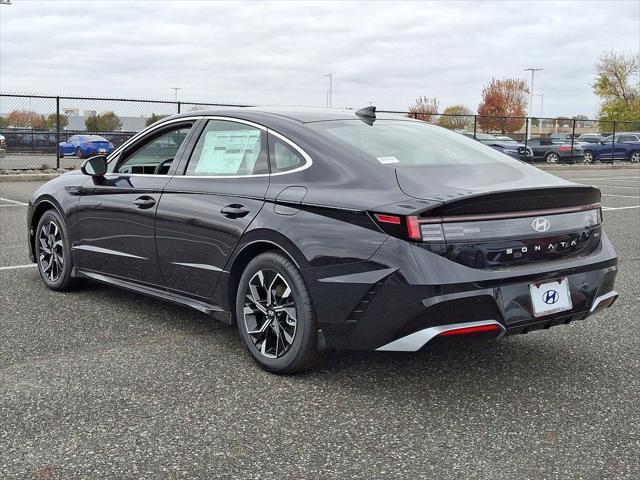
<box><xmin>529</xmin><ymin>278</ymin><xmax>572</xmax><ymax>317</ymax></box>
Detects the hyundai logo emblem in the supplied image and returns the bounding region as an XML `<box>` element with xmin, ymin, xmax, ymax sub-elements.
<box><xmin>542</xmin><ymin>289</ymin><xmax>559</xmax><ymax>305</ymax></box>
<box><xmin>532</xmin><ymin>217</ymin><xmax>551</xmax><ymax>232</ymax></box>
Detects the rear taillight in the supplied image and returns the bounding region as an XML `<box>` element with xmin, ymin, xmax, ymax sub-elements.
<box><xmin>371</xmin><ymin>207</ymin><xmax>601</xmax><ymax>243</ymax></box>
<box><xmin>372</xmin><ymin>213</ymin><xmax>422</xmax><ymax>241</ymax></box>
<box><xmin>558</xmin><ymin>145</ymin><xmax>571</xmax><ymax>152</ymax></box>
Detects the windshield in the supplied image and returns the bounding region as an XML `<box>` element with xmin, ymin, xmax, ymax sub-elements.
<box><xmin>308</xmin><ymin>120</ymin><xmax>516</xmax><ymax>166</ymax></box>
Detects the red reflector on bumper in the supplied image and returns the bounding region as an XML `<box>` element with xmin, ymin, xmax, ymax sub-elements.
<box><xmin>438</xmin><ymin>324</ymin><xmax>500</xmax><ymax>336</ymax></box>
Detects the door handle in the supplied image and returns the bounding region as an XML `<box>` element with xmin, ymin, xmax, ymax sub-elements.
<box><xmin>221</xmin><ymin>204</ymin><xmax>250</xmax><ymax>218</ymax></box>
<box><xmin>134</xmin><ymin>195</ymin><xmax>156</xmax><ymax>209</ymax></box>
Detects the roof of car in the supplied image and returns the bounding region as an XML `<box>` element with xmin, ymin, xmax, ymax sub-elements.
<box><xmin>170</xmin><ymin>107</ymin><xmax>409</xmax><ymax>124</ymax></box>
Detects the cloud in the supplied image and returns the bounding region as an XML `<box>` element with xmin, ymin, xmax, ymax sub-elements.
<box><xmin>1</xmin><ymin>0</ymin><xmax>638</xmax><ymax>117</ymax></box>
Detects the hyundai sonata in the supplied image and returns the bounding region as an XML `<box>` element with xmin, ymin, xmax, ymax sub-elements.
<box><xmin>27</xmin><ymin>107</ymin><xmax>619</xmax><ymax>373</ymax></box>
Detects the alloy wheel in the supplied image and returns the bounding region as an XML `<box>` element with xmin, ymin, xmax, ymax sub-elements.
<box><xmin>546</xmin><ymin>153</ymin><xmax>558</xmax><ymax>163</ymax></box>
<box><xmin>243</xmin><ymin>269</ymin><xmax>297</xmax><ymax>359</ymax></box>
<box><xmin>38</xmin><ymin>220</ymin><xmax>64</xmax><ymax>282</ymax></box>
<box><xmin>631</xmin><ymin>152</ymin><xmax>640</xmax><ymax>163</ymax></box>
<box><xmin>584</xmin><ymin>152</ymin><xmax>593</xmax><ymax>163</ymax></box>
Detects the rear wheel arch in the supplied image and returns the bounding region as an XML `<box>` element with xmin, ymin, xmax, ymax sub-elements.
<box><xmin>226</xmin><ymin>234</ymin><xmax>308</xmax><ymax>321</ymax></box>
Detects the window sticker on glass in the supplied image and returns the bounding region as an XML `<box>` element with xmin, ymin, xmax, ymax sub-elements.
<box><xmin>377</xmin><ymin>156</ymin><xmax>400</xmax><ymax>164</ymax></box>
<box><xmin>194</xmin><ymin>129</ymin><xmax>261</xmax><ymax>175</ymax></box>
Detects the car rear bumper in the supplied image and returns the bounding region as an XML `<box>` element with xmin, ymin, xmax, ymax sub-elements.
<box><xmin>308</xmin><ymin>233</ymin><xmax>618</xmax><ymax>351</ymax></box>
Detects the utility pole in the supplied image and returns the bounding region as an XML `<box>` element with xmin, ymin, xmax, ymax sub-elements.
<box><xmin>524</xmin><ymin>68</ymin><xmax>542</xmax><ymax>140</ymax></box>
<box><xmin>170</xmin><ymin>87</ymin><xmax>182</xmax><ymax>102</ymax></box>
<box><xmin>324</xmin><ymin>73</ymin><xmax>333</xmax><ymax>108</ymax></box>
<box><xmin>537</xmin><ymin>93</ymin><xmax>544</xmax><ymax>136</ymax></box>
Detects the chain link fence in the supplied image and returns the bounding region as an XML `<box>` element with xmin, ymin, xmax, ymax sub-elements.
<box><xmin>0</xmin><ymin>94</ymin><xmax>253</xmax><ymax>170</ymax></box>
<box><xmin>1</xmin><ymin>93</ymin><xmax>638</xmax><ymax>170</ymax></box>
<box><xmin>381</xmin><ymin>110</ymin><xmax>640</xmax><ymax>164</ymax></box>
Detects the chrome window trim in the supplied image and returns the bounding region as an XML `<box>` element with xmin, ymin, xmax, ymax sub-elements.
<box><xmin>106</xmin><ymin>116</ymin><xmax>205</xmax><ymax>164</ymax></box>
<box><xmin>106</xmin><ymin>115</ymin><xmax>313</xmax><ymax>179</ymax></box>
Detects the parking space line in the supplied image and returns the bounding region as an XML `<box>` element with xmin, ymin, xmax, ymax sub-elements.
<box><xmin>567</xmin><ymin>176</ymin><xmax>640</xmax><ymax>182</ymax></box>
<box><xmin>0</xmin><ymin>264</ymin><xmax>37</xmax><ymax>271</ymax></box>
<box><xmin>602</xmin><ymin>206</ymin><xmax>640</xmax><ymax>211</ymax></box>
<box><xmin>590</xmin><ymin>184</ymin><xmax>640</xmax><ymax>190</ymax></box>
<box><xmin>0</xmin><ymin>204</ymin><xmax>27</xmax><ymax>208</ymax></box>
<box><xmin>601</xmin><ymin>193</ymin><xmax>640</xmax><ymax>199</ymax></box>
<box><xmin>0</xmin><ymin>197</ymin><xmax>28</xmax><ymax>206</ymax></box>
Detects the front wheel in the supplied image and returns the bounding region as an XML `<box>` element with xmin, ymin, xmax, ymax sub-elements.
<box><xmin>236</xmin><ymin>251</ymin><xmax>319</xmax><ymax>374</ymax></box>
<box><xmin>76</xmin><ymin>147</ymin><xmax>83</xmax><ymax>159</ymax></box>
<box><xmin>630</xmin><ymin>151</ymin><xmax>640</xmax><ymax>163</ymax></box>
<box><xmin>35</xmin><ymin>209</ymin><xmax>82</xmax><ymax>291</ymax></box>
<box><xmin>583</xmin><ymin>151</ymin><xmax>593</xmax><ymax>163</ymax></box>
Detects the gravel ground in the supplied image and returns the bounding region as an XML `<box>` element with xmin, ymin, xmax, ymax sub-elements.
<box><xmin>0</xmin><ymin>169</ymin><xmax>638</xmax><ymax>479</ymax></box>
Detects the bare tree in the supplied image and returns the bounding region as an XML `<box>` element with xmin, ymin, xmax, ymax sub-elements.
<box><xmin>408</xmin><ymin>97</ymin><xmax>439</xmax><ymax>122</ymax></box>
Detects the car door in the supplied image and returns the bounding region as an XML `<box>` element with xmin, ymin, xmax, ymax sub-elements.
<box><xmin>155</xmin><ymin>118</ymin><xmax>270</xmax><ymax>299</ymax></box>
<box><xmin>616</xmin><ymin>135</ymin><xmax>638</xmax><ymax>159</ymax></box>
<box><xmin>60</xmin><ymin>135</ymin><xmax>76</xmax><ymax>156</ymax></box>
<box><xmin>527</xmin><ymin>139</ymin><xmax>543</xmax><ymax>158</ymax></box>
<box><xmin>74</xmin><ymin>120</ymin><xmax>198</xmax><ymax>286</ymax></box>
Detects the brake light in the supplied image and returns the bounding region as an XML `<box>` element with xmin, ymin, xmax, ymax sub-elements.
<box><xmin>374</xmin><ymin>214</ymin><xmax>401</xmax><ymax>225</ymax></box>
<box><xmin>371</xmin><ymin>213</ymin><xmax>422</xmax><ymax>241</ymax></box>
<box><xmin>406</xmin><ymin>216</ymin><xmax>421</xmax><ymax>240</ymax></box>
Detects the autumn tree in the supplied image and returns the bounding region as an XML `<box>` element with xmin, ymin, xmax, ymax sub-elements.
<box><xmin>437</xmin><ymin>105</ymin><xmax>473</xmax><ymax>130</ymax></box>
<box><xmin>408</xmin><ymin>96</ymin><xmax>439</xmax><ymax>122</ymax></box>
<box><xmin>85</xmin><ymin>111</ymin><xmax>122</xmax><ymax>132</ymax></box>
<box><xmin>6</xmin><ymin>110</ymin><xmax>46</xmax><ymax>129</ymax></box>
<box><xmin>593</xmin><ymin>51</ymin><xmax>640</xmax><ymax>127</ymax></box>
<box><xmin>477</xmin><ymin>78</ymin><xmax>528</xmax><ymax>133</ymax></box>
<box><xmin>146</xmin><ymin>113</ymin><xmax>169</xmax><ymax>126</ymax></box>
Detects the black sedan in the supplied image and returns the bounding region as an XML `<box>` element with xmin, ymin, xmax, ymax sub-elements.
<box><xmin>27</xmin><ymin>107</ymin><xmax>618</xmax><ymax>373</ymax></box>
<box><xmin>527</xmin><ymin>138</ymin><xmax>585</xmax><ymax>163</ymax></box>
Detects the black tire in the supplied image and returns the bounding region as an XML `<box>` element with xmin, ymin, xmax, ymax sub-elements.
<box><xmin>545</xmin><ymin>152</ymin><xmax>559</xmax><ymax>163</ymax></box>
<box><xmin>630</xmin><ymin>151</ymin><xmax>640</xmax><ymax>163</ymax></box>
<box><xmin>76</xmin><ymin>147</ymin><xmax>83</xmax><ymax>159</ymax></box>
<box><xmin>35</xmin><ymin>209</ymin><xmax>82</xmax><ymax>291</ymax></box>
<box><xmin>236</xmin><ymin>251</ymin><xmax>319</xmax><ymax>374</ymax></box>
<box><xmin>583</xmin><ymin>151</ymin><xmax>593</xmax><ymax>163</ymax></box>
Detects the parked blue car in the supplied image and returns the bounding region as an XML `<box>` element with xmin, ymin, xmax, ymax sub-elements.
<box><xmin>584</xmin><ymin>133</ymin><xmax>640</xmax><ymax>163</ymax></box>
<box><xmin>59</xmin><ymin>135</ymin><xmax>114</xmax><ymax>159</ymax></box>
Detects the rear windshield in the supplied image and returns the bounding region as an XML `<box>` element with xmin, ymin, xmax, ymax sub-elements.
<box><xmin>307</xmin><ymin>119</ymin><xmax>515</xmax><ymax>166</ymax></box>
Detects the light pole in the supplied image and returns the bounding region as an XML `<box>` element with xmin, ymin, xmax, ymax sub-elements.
<box><xmin>170</xmin><ymin>87</ymin><xmax>181</xmax><ymax>102</ymax></box>
<box><xmin>537</xmin><ymin>93</ymin><xmax>544</xmax><ymax>135</ymax></box>
<box><xmin>324</xmin><ymin>73</ymin><xmax>333</xmax><ymax>108</ymax></box>
<box><xmin>524</xmin><ymin>68</ymin><xmax>542</xmax><ymax>139</ymax></box>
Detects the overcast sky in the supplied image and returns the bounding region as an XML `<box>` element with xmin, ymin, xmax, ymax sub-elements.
<box><xmin>1</xmin><ymin>0</ymin><xmax>639</xmax><ymax>118</ymax></box>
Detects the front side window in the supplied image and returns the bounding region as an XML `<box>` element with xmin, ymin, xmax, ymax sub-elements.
<box><xmin>186</xmin><ymin>120</ymin><xmax>268</xmax><ymax>176</ymax></box>
<box><xmin>115</xmin><ymin>125</ymin><xmax>192</xmax><ymax>174</ymax></box>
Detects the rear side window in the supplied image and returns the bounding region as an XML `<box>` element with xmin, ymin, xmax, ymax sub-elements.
<box><xmin>269</xmin><ymin>136</ymin><xmax>305</xmax><ymax>173</ymax></box>
<box><xmin>186</xmin><ymin>120</ymin><xmax>268</xmax><ymax>176</ymax></box>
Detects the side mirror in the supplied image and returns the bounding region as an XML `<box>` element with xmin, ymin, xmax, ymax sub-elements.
<box><xmin>80</xmin><ymin>155</ymin><xmax>108</xmax><ymax>177</ymax></box>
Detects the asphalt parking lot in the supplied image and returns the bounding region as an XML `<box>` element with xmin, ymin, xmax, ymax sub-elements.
<box><xmin>1</xmin><ymin>167</ymin><xmax>639</xmax><ymax>479</ymax></box>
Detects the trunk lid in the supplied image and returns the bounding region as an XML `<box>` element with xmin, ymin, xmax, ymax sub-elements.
<box><xmin>395</xmin><ymin>164</ymin><xmax>600</xmax><ymax>215</ymax></box>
